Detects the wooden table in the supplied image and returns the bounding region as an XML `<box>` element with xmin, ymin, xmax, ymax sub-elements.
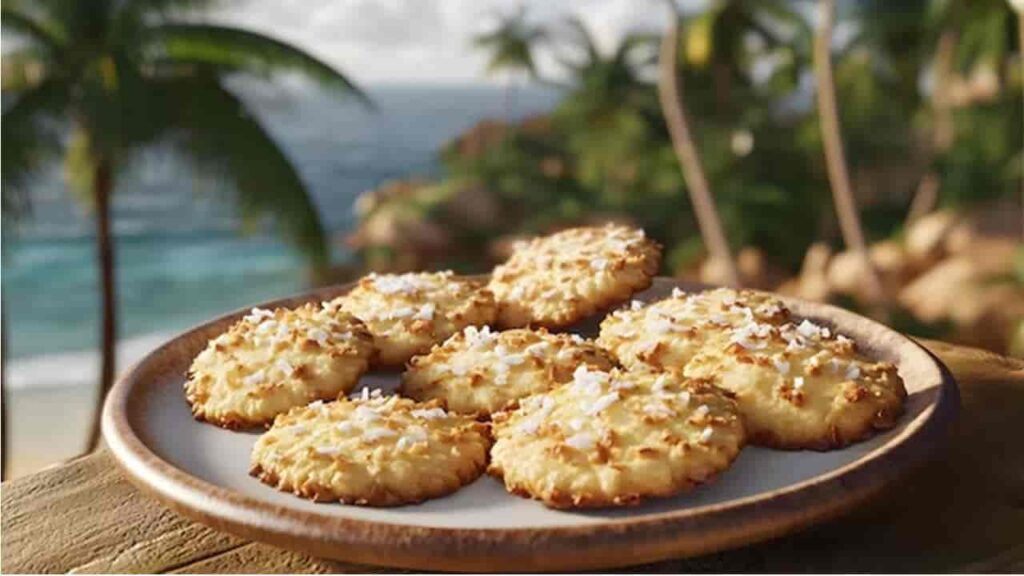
<box><xmin>3</xmin><ymin>340</ymin><xmax>1023</xmax><ymax>573</ymax></box>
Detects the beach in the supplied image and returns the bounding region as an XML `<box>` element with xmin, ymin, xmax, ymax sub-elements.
<box><xmin>5</xmin><ymin>332</ymin><xmax>172</xmax><ymax>478</ymax></box>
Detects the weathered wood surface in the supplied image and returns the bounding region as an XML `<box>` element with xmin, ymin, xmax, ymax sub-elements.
<box><xmin>3</xmin><ymin>340</ymin><xmax>1023</xmax><ymax>573</ymax></box>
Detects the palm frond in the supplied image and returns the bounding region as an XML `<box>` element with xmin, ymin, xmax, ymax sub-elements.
<box><xmin>2</xmin><ymin>79</ymin><xmax>70</xmax><ymax>220</ymax></box>
<box><xmin>147</xmin><ymin>76</ymin><xmax>329</xmax><ymax>268</ymax></box>
<box><xmin>1</xmin><ymin>49</ymin><xmax>49</xmax><ymax>92</ymax></box>
<box><xmin>561</xmin><ymin>16</ymin><xmax>601</xmax><ymax>64</ymax></box>
<box><xmin>147</xmin><ymin>24</ymin><xmax>373</xmax><ymax>109</ymax></box>
<box><xmin>124</xmin><ymin>0</ymin><xmax>219</xmax><ymax>13</ymax></box>
<box><xmin>473</xmin><ymin>9</ymin><xmax>545</xmax><ymax>78</ymax></box>
<box><xmin>1</xmin><ymin>5</ymin><xmax>64</xmax><ymax>52</ymax></box>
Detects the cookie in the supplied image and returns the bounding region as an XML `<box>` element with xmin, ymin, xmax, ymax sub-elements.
<box><xmin>597</xmin><ymin>287</ymin><xmax>789</xmax><ymax>372</ymax></box>
<box><xmin>185</xmin><ymin>304</ymin><xmax>375</xmax><ymax>429</ymax></box>
<box><xmin>401</xmin><ymin>326</ymin><xmax>616</xmax><ymax>416</ymax></box>
<box><xmin>684</xmin><ymin>318</ymin><xmax>906</xmax><ymax>449</ymax></box>
<box><xmin>326</xmin><ymin>271</ymin><xmax>497</xmax><ymax>367</ymax></box>
<box><xmin>488</xmin><ymin>367</ymin><xmax>745</xmax><ymax>509</ymax></box>
<box><xmin>250</xmin><ymin>390</ymin><xmax>491</xmax><ymax>506</ymax></box>
<box><xmin>488</xmin><ymin>224</ymin><xmax>661</xmax><ymax>329</ymax></box>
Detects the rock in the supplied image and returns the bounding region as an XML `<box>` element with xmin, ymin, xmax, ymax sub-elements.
<box><xmin>905</xmin><ymin>210</ymin><xmax>958</xmax><ymax>265</ymax></box>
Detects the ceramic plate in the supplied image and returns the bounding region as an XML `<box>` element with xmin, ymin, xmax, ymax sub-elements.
<box><xmin>102</xmin><ymin>278</ymin><xmax>957</xmax><ymax>572</ymax></box>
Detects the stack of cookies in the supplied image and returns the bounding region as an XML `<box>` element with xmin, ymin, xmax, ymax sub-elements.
<box><xmin>184</xmin><ymin>223</ymin><xmax>906</xmax><ymax>509</ymax></box>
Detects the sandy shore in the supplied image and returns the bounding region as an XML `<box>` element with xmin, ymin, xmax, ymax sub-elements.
<box><xmin>5</xmin><ymin>385</ymin><xmax>98</xmax><ymax>479</ymax></box>
<box><xmin>4</xmin><ymin>332</ymin><xmax>173</xmax><ymax>479</ymax></box>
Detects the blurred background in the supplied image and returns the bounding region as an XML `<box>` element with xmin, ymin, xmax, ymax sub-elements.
<box><xmin>2</xmin><ymin>0</ymin><xmax>1022</xmax><ymax>479</ymax></box>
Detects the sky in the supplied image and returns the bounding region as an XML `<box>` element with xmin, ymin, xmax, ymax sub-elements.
<box><xmin>211</xmin><ymin>0</ymin><xmax>711</xmax><ymax>85</ymax></box>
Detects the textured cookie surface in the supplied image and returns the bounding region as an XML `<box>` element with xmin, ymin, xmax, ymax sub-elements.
<box><xmin>489</xmin><ymin>367</ymin><xmax>745</xmax><ymax>509</ymax></box>
<box><xmin>488</xmin><ymin>224</ymin><xmax>661</xmax><ymax>329</ymax></box>
<box><xmin>250</xmin><ymin>391</ymin><xmax>491</xmax><ymax>506</ymax></box>
<box><xmin>401</xmin><ymin>326</ymin><xmax>616</xmax><ymax>416</ymax></box>
<box><xmin>327</xmin><ymin>271</ymin><xmax>497</xmax><ymax>367</ymax></box>
<box><xmin>684</xmin><ymin>318</ymin><xmax>906</xmax><ymax>449</ymax></box>
<box><xmin>597</xmin><ymin>287</ymin><xmax>789</xmax><ymax>372</ymax></box>
<box><xmin>185</xmin><ymin>305</ymin><xmax>374</xmax><ymax>429</ymax></box>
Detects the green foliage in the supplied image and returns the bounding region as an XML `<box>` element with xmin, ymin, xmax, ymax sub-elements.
<box><xmin>364</xmin><ymin>0</ymin><xmax>1021</xmax><ymax>279</ymax></box>
<box><xmin>474</xmin><ymin>8</ymin><xmax>546</xmax><ymax>79</ymax></box>
<box><xmin>147</xmin><ymin>24</ymin><xmax>372</xmax><ymax>108</ymax></box>
<box><xmin>1</xmin><ymin>0</ymin><xmax>372</xmax><ymax>268</ymax></box>
<box><xmin>938</xmin><ymin>94</ymin><xmax>1024</xmax><ymax>207</ymax></box>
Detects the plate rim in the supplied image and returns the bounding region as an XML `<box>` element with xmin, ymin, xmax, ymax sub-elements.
<box><xmin>102</xmin><ymin>277</ymin><xmax>959</xmax><ymax>572</ymax></box>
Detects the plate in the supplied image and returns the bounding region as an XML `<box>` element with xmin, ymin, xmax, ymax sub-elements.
<box><xmin>102</xmin><ymin>278</ymin><xmax>958</xmax><ymax>572</ymax></box>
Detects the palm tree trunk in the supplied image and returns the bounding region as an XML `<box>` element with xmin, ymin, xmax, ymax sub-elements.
<box><xmin>813</xmin><ymin>0</ymin><xmax>883</xmax><ymax>303</ymax></box>
<box><xmin>658</xmin><ymin>6</ymin><xmax>739</xmax><ymax>287</ymax></box>
<box><xmin>907</xmin><ymin>29</ymin><xmax>957</xmax><ymax>224</ymax></box>
<box><xmin>1018</xmin><ymin>9</ymin><xmax>1024</xmax><ymax>240</ymax></box>
<box><xmin>504</xmin><ymin>73</ymin><xmax>513</xmax><ymax>121</ymax></box>
<box><xmin>2</xmin><ymin>298</ymin><xmax>8</xmax><ymax>480</ymax></box>
<box><xmin>85</xmin><ymin>158</ymin><xmax>116</xmax><ymax>452</ymax></box>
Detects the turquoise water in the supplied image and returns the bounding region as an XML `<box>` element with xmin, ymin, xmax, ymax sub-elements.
<box><xmin>2</xmin><ymin>84</ymin><xmax>561</xmax><ymax>359</ymax></box>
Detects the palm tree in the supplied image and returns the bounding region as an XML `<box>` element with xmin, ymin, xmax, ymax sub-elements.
<box><xmin>473</xmin><ymin>7</ymin><xmax>546</xmax><ymax>117</ymax></box>
<box><xmin>902</xmin><ymin>0</ymin><xmax>1009</xmax><ymax>223</ymax></box>
<box><xmin>1014</xmin><ymin>0</ymin><xmax>1024</xmax><ymax>238</ymax></box>
<box><xmin>658</xmin><ymin>1</ymin><xmax>739</xmax><ymax>286</ymax></box>
<box><xmin>681</xmin><ymin>0</ymin><xmax>809</xmax><ymax>116</ymax></box>
<box><xmin>550</xmin><ymin>17</ymin><xmax>671</xmax><ymax>210</ymax></box>
<box><xmin>812</xmin><ymin>0</ymin><xmax>884</xmax><ymax>303</ymax></box>
<box><xmin>1</xmin><ymin>0</ymin><xmax>372</xmax><ymax>452</ymax></box>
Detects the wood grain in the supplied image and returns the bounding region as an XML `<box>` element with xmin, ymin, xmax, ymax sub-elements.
<box><xmin>3</xmin><ymin>342</ymin><xmax>1021</xmax><ymax>572</ymax></box>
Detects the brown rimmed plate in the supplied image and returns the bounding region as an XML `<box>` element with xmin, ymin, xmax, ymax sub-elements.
<box><xmin>102</xmin><ymin>277</ymin><xmax>958</xmax><ymax>572</ymax></box>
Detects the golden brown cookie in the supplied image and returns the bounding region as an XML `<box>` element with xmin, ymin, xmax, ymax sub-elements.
<box><xmin>326</xmin><ymin>271</ymin><xmax>497</xmax><ymax>367</ymax></box>
<box><xmin>401</xmin><ymin>327</ymin><xmax>616</xmax><ymax>416</ymax></box>
<box><xmin>250</xmin><ymin>391</ymin><xmax>491</xmax><ymax>506</ymax></box>
<box><xmin>185</xmin><ymin>304</ymin><xmax>374</xmax><ymax>429</ymax></box>
<box><xmin>488</xmin><ymin>224</ymin><xmax>661</xmax><ymax>329</ymax></box>
<box><xmin>597</xmin><ymin>287</ymin><xmax>789</xmax><ymax>371</ymax></box>
<box><xmin>489</xmin><ymin>367</ymin><xmax>745</xmax><ymax>509</ymax></box>
<box><xmin>684</xmin><ymin>318</ymin><xmax>906</xmax><ymax>449</ymax></box>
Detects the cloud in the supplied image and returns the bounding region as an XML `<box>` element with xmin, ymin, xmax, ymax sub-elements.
<box><xmin>210</xmin><ymin>0</ymin><xmax>692</xmax><ymax>85</ymax></box>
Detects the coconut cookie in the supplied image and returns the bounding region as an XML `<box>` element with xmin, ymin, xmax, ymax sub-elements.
<box><xmin>489</xmin><ymin>367</ymin><xmax>745</xmax><ymax>509</ymax></box>
<box><xmin>326</xmin><ymin>271</ymin><xmax>497</xmax><ymax>367</ymax></box>
<box><xmin>684</xmin><ymin>318</ymin><xmax>906</xmax><ymax>450</ymax></box>
<box><xmin>597</xmin><ymin>287</ymin><xmax>789</xmax><ymax>372</ymax></box>
<box><xmin>250</xmin><ymin>390</ymin><xmax>491</xmax><ymax>506</ymax></box>
<box><xmin>401</xmin><ymin>326</ymin><xmax>616</xmax><ymax>416</ymax></box>
<box><xmin>185</xmin><ymin>305</ymin><xmax>375</xmax><ymax>429</ymax></box>
<box><xmin>488</xmin><ymin>224</ymin><xmax>661</xmax><ymax>329</ymax></box>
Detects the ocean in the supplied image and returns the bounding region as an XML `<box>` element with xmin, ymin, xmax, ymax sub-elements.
<box><xmin>2</xmin><ymin>83</ymin><xmax>561</xmax><ymax>383</ymax></box>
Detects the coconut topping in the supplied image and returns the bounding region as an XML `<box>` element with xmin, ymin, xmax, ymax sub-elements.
<box><xmin>564</xmin><ymin>432</ymin><xmax>597</xmax><ymax>451</ymax></box>
<box><xmin>464</xmin><ymin>325</ymin><xmax>496</xmax><ymax>348</ymax></box>
<box><xmin>246</xmin><ymin>307</ymin><xmax>275</xmax><ymax>323</ymax></box>
<box><xmin>362</xmin><ymin>427</ymin><xmax>398</xmax><ymax>442</ymax></box>
<box><xmin>243</xmin><ymin>370</ymin><xmax>266</xmax><ymax>387</ymax></box>
<box><xmin>643</xmin><ymin>402</ymin><xmax>675</xmax><ymax>418</ymax></box>
<box><xmin>773</xmin><ymin>358</ymin><xmax>791</xmax><ymax>375</ymax></box>
<box><xmin>335</xmin><ymin>422</ymin><xmax>357</xmax><ymax>434</ymax></box>
<box><xmin>279</xmin><ymin>423</ymin><xmax>308</xmax><ymax>435</ymax></box>
<box><xmin>370</xmin><ymin>273</ymin><xmax>436</xmax><ymax>295</ymax></box>
<box><xmin>845</xmin><ymin>365</ymin><xmax>862</xmax><ymax>380</ymax></box>
<box><xmin>584</xmin><ymin>392</ymin><xmax>620</xmax><ymax>415</ymax></box>
<box><xmin>411</xmin><ymin>407</ymin><xmax>448</xmax><ymax>420</ymax></box>
<box><xmin>525</xmin><ymin>341</ymin><xmax>550</xmax><ymax>357</ymax></box>
<box><xmin>314</xmin><ymin>445</ymin><xmax>343</xmax><ymax>457</ymax></box>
